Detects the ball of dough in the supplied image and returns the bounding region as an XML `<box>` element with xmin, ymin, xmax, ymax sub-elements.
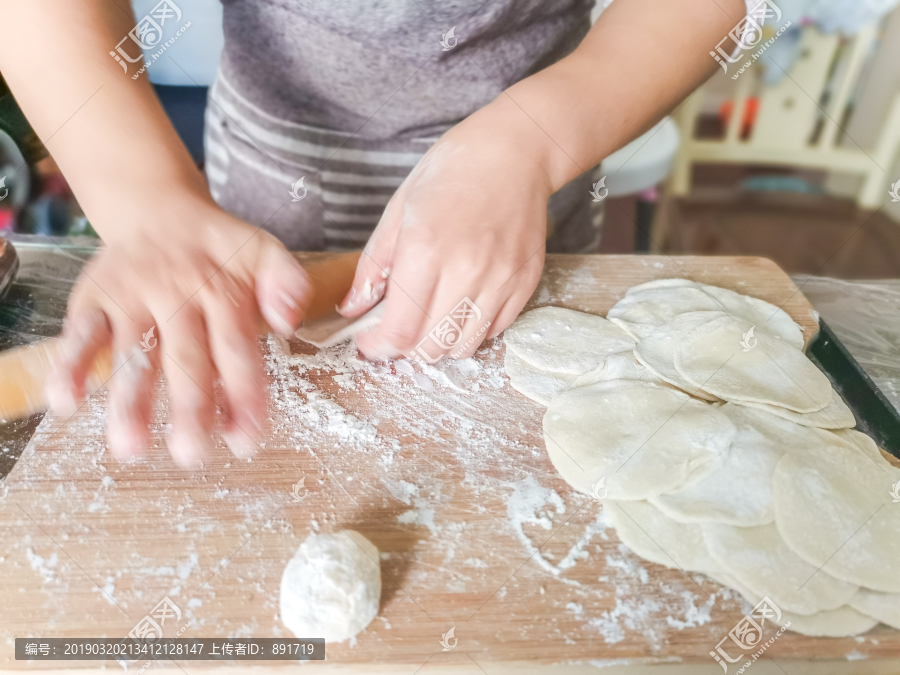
<box><xmin>279</xmin><ymin>531</ymin><xmax>381</xmax><ymax>642</ymax></box>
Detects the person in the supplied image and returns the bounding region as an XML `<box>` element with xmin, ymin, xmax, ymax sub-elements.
<box><xmin>0</xmin><ymin>0</ymin><xmax>750</xmax><ymax>467</ymax></box>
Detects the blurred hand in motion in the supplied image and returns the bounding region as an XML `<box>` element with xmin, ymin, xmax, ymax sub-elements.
<box><xmin>338</xmin><ymin>105</ymin><xmax>553</xmax><ymax>362</ymax></box>
<box><xmin>46</xmin><ymin>199</ymin><xmax>312</xmax><ymax>468</ymax></box>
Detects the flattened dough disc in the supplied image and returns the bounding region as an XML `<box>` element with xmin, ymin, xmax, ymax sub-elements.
<box><xmin>505</xmin><ymin>306</ymin><xmax>634</xmax><ymax>375</ymax></box>
<box><xmin>773</xmin><ymin>439</ymin><xmax>900</xmax><ymax>593</ymax></box>
<box><xmin>606</xmin><ymin>500</ymin><xmax>718</xmax><ymax>574</ymax></box>
<box><xmin>731</xmin><ymin>394</ymin><xmax>854</xmax><ymax>430</ymax></box>
<box><xmin>674</xmin><ymin>316</ymin><xmax>832</xmax><ymax>413</ymax></box>
<box><xmin>568</xmin><ymin>350</ymin><xmax>663</xmax><ymax>389</ymax></box>
<box><xmin>634</xmin><ymin>310</ymin><xmax>724</xmax><ymax>401</ymax></box>
<box><xmin>609</xmin><ymin>281</ymin><xmax>803</xmax><ymax>348</ymax></box>
<box><xmin>543</xmin><ymin>380</ymin><xmax>735</xmax><ymax>499</ymax></box>
<box><xmin>850</xmin><ymin>588</ymin><xmax>900</xmax><ymax>630</ymax></box>
<box><xmin>702</xmin><ymin>522</ymin><xmax>858</xmax><ymax>615</ymax></box>
<box><xmin>504</xmin><ymin>349</ymin><xmax>575</xmax><ymax>406</ymax></box>
<box><xmin>775</xmin><ymin>606</ymin><xmax>877</xmax><ymax>637</ymax></box>
<box><xmin>650</xmin><ymin>404</ymin><xmax>821</xmax><ymax>527</ymax></box>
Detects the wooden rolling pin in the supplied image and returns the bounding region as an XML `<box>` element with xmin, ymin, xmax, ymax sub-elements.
<box><xmin>0</xmin><ymin>251</ymin><xmax>362</xmax><ymax>423</ymax></box>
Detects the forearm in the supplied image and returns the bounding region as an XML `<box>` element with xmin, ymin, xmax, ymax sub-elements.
<box><xmin>0</xmin><ymin>1</ymin><xmax>211</xmax><ymax>240</ymax></box>
<box><xmin>478</xmin><ymin>0</ymin><xmax>746</xmax><ymax>192</ymax></box>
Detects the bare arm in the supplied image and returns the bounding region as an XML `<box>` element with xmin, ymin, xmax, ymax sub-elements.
<box><xmin>497</xmin><ymin>0</ymin><xmax>746</xmax><ymax>193</ymax></box>
<box><xmin>0</xmin><ymin>2</ymin><xmax>313</xmax><ymax>467</ymax></box>
<box><xmin>344</xmin><ymin>0</ymin><xmax>747</xmax><ymax>360</ymax></box>
<box><xmin>0</xmin><ymin>1</ymin><xmax>208</xmax><ymax>232</ymax></box>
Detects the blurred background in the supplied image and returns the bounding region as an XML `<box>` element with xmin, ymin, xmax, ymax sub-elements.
<box><xmin>0</xmin><ymin>0</ymin><xmax>899</xmax><ymax>278</ymax></box>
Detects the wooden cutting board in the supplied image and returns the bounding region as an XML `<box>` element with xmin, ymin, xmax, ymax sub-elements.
<box><xmin>1</xmin><ymin>254</ymin><xmax>897</xmax><ymax>674</ymax></box>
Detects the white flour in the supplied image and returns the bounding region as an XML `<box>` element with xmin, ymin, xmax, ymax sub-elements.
<box><xmin>4</xmin><ymin>316</ymin><xmax>752</xmax><ymax>651</ymax></box>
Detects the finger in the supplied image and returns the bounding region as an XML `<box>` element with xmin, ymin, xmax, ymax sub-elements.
<box><xmin>356</xmin><ymin>258</ymin><xmax>436</xmax><ymax>359</ymax></box>
<box><xmin>46</xmin><ymin>303</ymin><xmax>111</xmax><ymax>416</ymax></box>
<box><xmin>338</xmin><ymin>191</ymin><xmax>405</xmax><ymax>318</ymax></box>
<box><xmin>203</xmin><ymin>278</ymin><xmax>265</xmax><ymax>460</ymax></box>
<box><xmin>412</xmin><ymin>285</ymin><xmax>496</xmax><ymax>363</ymax></box>
<box><xmin>488</xmin><ymin>260</ymin><xmax>544</xmax><ymax>340</ymax></box>
<box><xmin>160</xmin><ymin>304</ymin><xmax>217</xmax><ymax>469</ymax></box>
<box><xmin>106</xmin><ymin>315</ymin><xmax>159</xmax><ymax>461</ymax></box>
<box><xmin>255</xmin><ymin>240</ymin><xmax>312</xmax><ymax>336</ymax></box>
<box><xmin>446</xmin><ymin>295</ymin><xmax>499</xmax><ymax>361</ymax></box>
<box><xmin>487</xmin><ymin>295</ymin><xmax>525</xmax><ymax>341</ymax></box>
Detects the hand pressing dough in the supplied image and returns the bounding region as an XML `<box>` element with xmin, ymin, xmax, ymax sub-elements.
<box><xmin>850</xmin><ymin>588</ymin><xmax>900</xmax><ymax>630</ymax></box>
<box><xmin>543</xmin><ymin>380</ymin><xmax>735</xmax><ymax>499</ymax></box>
<box><xmin>280</xmin><ymin>531</ymin><xmax>381</xmax><ymax>642</ymax></box>
<box><xmin>505</xmin><ymin>306</ymin><xmax>635</xmax><ymax>375</ymax></box>
<box><xmin>609</xmin><ymin>282</ymin><xmax>803</xmax><ymax>348</ymax></box>
<box><xmin>650</xmin><ymin>404</ymin><xmax>824</xmax><ymax>527</ymax></box>
<box><xmin>731</xmin><ymin>394</ymin><xmax>854</xmax><ymax>430</ymax></box>
<box><xmin>702</xmin><ymin>522</ymin><xmax>858</xmax><ymax>615</ymax></box>
<box><xmin>773</xmin><ymin>439</ymin><xmax>900</xmax><ymax>593</ymax></box>
<box><xmin>606</xmin><ymin>500</ymin><xmax>718</xmax><ymax>575</ymax></box>
<box><xmin>674</xmin><ymin>315</ymin><xmax>833</xmax><ymax>413</ymax></box>
<box><xmin>634</xmin><ymin>311</ymin><xmax>724</xmax><ymax>401</ymax></box>
<box><xmin>504</xmin><ymin>349</ymin><xmax>576</xmax><ymax>406</ymax></box>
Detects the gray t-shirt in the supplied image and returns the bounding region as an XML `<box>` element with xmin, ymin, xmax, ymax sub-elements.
<box><xmin>206</xmin><ymin>0</ymin><xmax>601</xmax><ymax>251</ymax></box>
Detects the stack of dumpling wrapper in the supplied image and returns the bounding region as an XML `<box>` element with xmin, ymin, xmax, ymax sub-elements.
<box><xmin>504</xmin><ymin>278</ymin><xmax>900</xmax><ymax>637</ymax></box>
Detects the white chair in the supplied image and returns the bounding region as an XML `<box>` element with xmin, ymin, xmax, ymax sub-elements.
<box><xmin>669</xmin><ymin>24</ymin><xmax>900</xmax><ymax>209</ymax></box>
<box><xmin>599</xmin><ymin>117</ymin><xmax>681</xmax><ymax>251</ymax></box>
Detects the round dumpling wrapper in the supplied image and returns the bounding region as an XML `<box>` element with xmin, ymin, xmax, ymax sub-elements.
<box><xmin>773</xmin><ymin>437</ymin><xmax>900</xmax><ymax>593</ymax></box>
<box><xmin>702</xmin><ymin>522</ymin><xmax>858</xmax><ymax>616</ymax></box>
<box><xmin>650</xmin><ymin>404</ymin><xmax>823</xmax><ymax>527</ymax></box>
<box><xmin>674</xmin><ymin>315</ymin><xmax>832</xmax><ymax>413</ymax></box>
<box><xmin>543</xmin><ymin>380</ymin><xmax>735</xmax><ymax>500</ymax></box>
<box><xmin>606</xmin><ymin>500</ymin><xmax>718</xmax><ymax>574</ymax></box>
<box><xmin>634</xmin><ymin>310</ymin><xmax>725</xmax><ymax>401</ymax></box>
<box><xmin>505</xmin><ymin>306</ymin><xmax>635</xmax><ymax>375</ymax></box>
<box><xmin>504</xmin><ymin>349</ymin><xmax>576</xmax><ymax>406</ymax></box>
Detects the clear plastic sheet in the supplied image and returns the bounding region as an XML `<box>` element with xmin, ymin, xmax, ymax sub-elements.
<box><xmin>794</xmin><ymin>275</ymin><xmax>900</xmax><ymax>414</ymax></box>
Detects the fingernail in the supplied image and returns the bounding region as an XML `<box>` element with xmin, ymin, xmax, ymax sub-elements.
<box><xmin>339</xmin><ymin>277</ymin><xmax>387</xmax><ymax>316</ymax></box>
<box><xmin>45</xmin><ymin>376</ymin><xmax>79</xmax><ymax>417</ymax></box>
<box><xmin>107</xmin><ymin>411</ymin><xmax>146</xmax><ymax>459</ymax></box>
<box><xmin>223</xmin><ymin>428</ymin><xmax>258</xmax><ymax>460</ymax></box>
<box><xmin>262</xmin><ymin>303</ymin><xmax>296</xmax><ymax>336</ymax></box>
<box><xmin>167</xmin><ymin>427</ymin><xmax>211</xmax><ymax>469</ymax></box>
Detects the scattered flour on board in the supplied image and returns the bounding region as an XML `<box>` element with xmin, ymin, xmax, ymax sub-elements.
<box><xmin>6</xmin><ymin>328</ymin><xmax>744</xmax><ymax>646</ymax></box>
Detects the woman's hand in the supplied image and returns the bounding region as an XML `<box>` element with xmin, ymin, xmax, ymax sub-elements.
<box><xmin>47</xmin><ymin>197</ymin><xmax>312</xmax><ymax>468</ymax></box>
<box><xmin>339</xmin><ymin>105</ymin><xmax>555</xmax><ymax>362</ymax></box>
